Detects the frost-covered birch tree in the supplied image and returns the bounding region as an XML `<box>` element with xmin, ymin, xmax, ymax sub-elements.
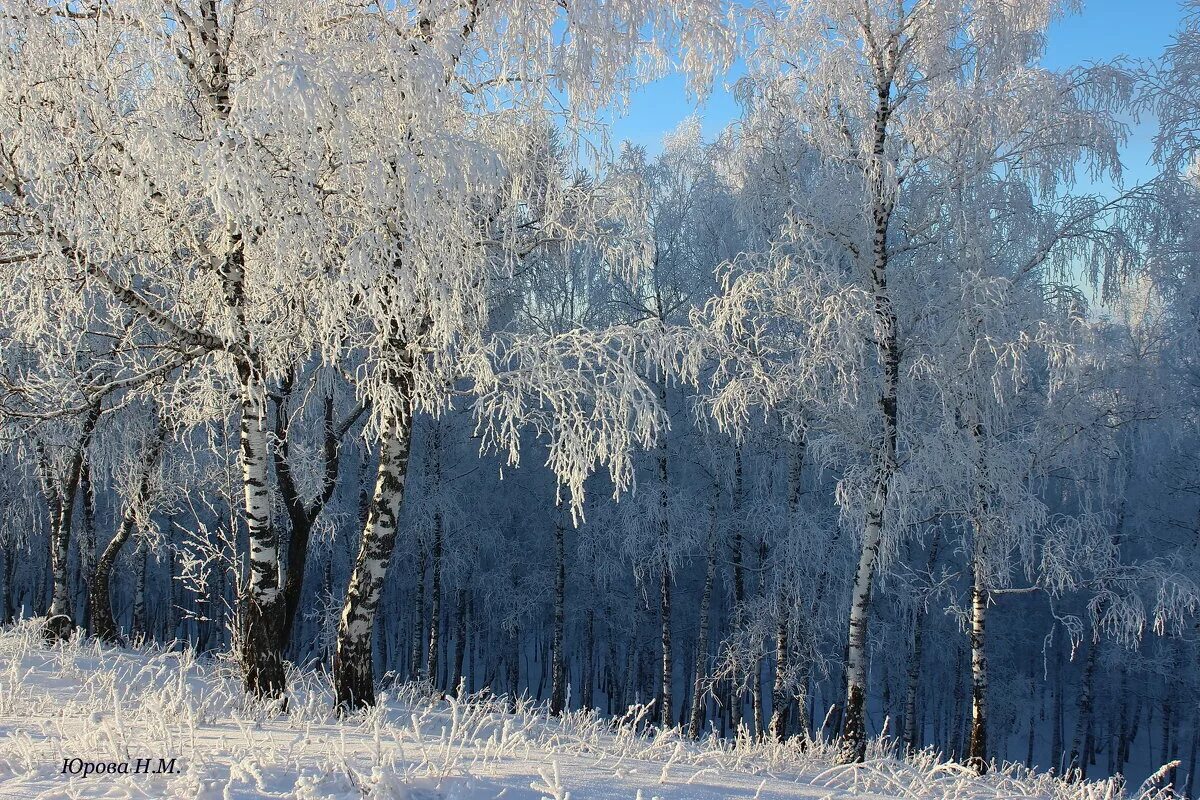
<box><xmin>278</xmin><ymin>1</ymin><xmax>733</xmax><ymax>710</ymax></box>
<box><xmin>711</xmin><ymin>0</ymin><xmax>1135</xmax><ymax>762</ymax></box>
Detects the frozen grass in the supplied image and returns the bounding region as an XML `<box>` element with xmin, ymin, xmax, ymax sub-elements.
<box><xmin>0</xmin><ymin>620</ymin><xmax>1180</xmax><ymax>799</ymax></box>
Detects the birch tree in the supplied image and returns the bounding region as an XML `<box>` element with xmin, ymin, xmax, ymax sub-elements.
<box><xmin>0</xmin><ymin>0</ymin><xmax>372</xmax><ymax>697</ymax></box>
<box><xmin>714</xmin><ymin>0</ymin><xmax>1133</xmax><ymax>762</ymax></box>
<box><xmin>301</xmin><ymin>1</ymin><xmax>730</xmax><ymax>710</ymax></box>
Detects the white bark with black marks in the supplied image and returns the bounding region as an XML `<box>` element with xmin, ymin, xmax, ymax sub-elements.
<box><xmin>334</xmin><ymin>401</ymin><xmax>414</xmax><ymax>710</ymax></box>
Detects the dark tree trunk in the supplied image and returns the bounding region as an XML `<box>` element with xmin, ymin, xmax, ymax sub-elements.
<box><xmin>410</xmin><ymin>545</ymin><xmax>427</xmax><ymax>681</ymax></box>
<box><xmin>730</xmin><ymin>447</ymin><xmax>746</xmax><ymax>735</ymax></box>
<box><xmin>0</xmin><ymin>546</ymin><xmax>9</xmax><ymax>625</ymax></box>
<box><xmin>1069</xmin><ymin>641</ymin><xmax>1098</xmax><ymax>781</ymax></box>
<box><xmin>132</xmin><ymin>535</ymin><xmax>148</xmax><ymax>640</ymax></box>
<box><xmin>508</xmin><ymin>622</ymin><xmax>520</xmax><ymax>708</ymax></box>
<box><xmin>274</xmin><ymin>391</ymin><xmax>359</xmax><ymax>655</ymax></box>
<box><xmin>1052</xmin><ymin>644</ymin><xmax>1065</xmax><ymax>773</ymax></box>
<box><xmin>551</xmin><ymin>510</ymin><xmax>567</xmax><ymax>715</ymax></box>
<box><xmin>454</xmin><ymin>587</ymin><xmax>468</xmax><ymax>693</ymax></box>
<box><xmin>654</xmin><ymin>418</ymin><xmax>674</xmax><ymax>729</ymax></box>
<box><xmin>904</xmin><ymin>529</ymin><xmax>940</xmax><ymax>753</ymax></box>
<box><xmin>427</xmin><ymin>509</ymin><xmax>443</xmax><ymax>689</ymax></box>
<box><xmin>426</xmin><ymin>419</ymin><xmax>444</xmax><ymax>689</ymax></box>
<box><xmin>91</xmin><ymin>425</ymin><xmax>165</xmax><ymax>643</ymax></box>
<box><xmin>582</xmin><ymin>603</ymin><xmax>595</xmax><ymax>710</ymax></box>
<box><xmin>691</xmin><ymin>513</ymin><xmax>715</xmax><ymax>738</ymax></box>
<box><xmin>77</xmin><ymin>459</ymin><xmax>96</xmax><ymax>636</ymax></box>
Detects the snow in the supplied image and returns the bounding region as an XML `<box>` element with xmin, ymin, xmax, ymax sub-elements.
<box><xmin>0</xmin><ymin>621</ymin><xmax>1173</xmax><ymax>800</ymax></box>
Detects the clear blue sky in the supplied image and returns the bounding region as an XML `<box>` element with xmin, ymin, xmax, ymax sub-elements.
<box><xmin>610</xmin><ymin>0</ymin><xmax>1188</xmax><ymax>185</ymax></box>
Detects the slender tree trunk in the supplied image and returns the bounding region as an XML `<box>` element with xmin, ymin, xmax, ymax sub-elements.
<box><xmin>770</xmin><ymin>430</ymin><xmax>807</xmax><ymax>741</ymax></box>
<box><xmin>839</xmin><ymin>69</ymin><xmax>899</xmax><ymax>767</ymax></box>
<box><xmin>132</xmin><ymin>535</ymin><xmax>148</xmax><ymax>640</ymax></box>
<box><xmin>688</xmin><ymin>519</ymin><xmax>716</xmax><ymax>739</ymax></box>
<box><xmin>1026</xmin><ymin>667</ymin><xmax>1036</xmax><ymax>770</ymax></box>
<box><xmin>731</xmin><ymin>447</ymin><xmax>746</xmax><ymax>735</ymax></box>
<box><xmin>951</xmin><ymin>645</ymin><xmax>967</xmax><ymax>758</ymax></box>
<box><xmin>167</xmin><ymin>515</ymin><xmax>182</xmax><ymax>640</ymax></box>
<box><xmin>78</xmin><ymin>460</ymin><xmax>96</xmax><ymax>636</ymax></box>
<box><xmin>840</xmin><ymin>513</ymin><xmax>883</xmax><ymax>762</ymax></box>
<box><xmin>410</xmin><ymin>545</ymin><xmax>426</xmax><ymax>680</ymax></box>
<box><xmin>427</xmin><ymin>509</ymin><xmax>443</xmax><ymax>689</ymax></box>
<box><xmin>653</xmin><ymin>389</ymin><xmax>673</xmax><ymax>730</ymax></box>
<box><xmin>967</xmin><ymin>556</ymin><xmax>989</xmax><ymax>773</ymax></box>
<box><xmin>1069</xmin><ymin>641</ymin><xmax>1098</xmax><ymax>781</ymax></box>
<box><xmin>454</xmin><ymin>587</ymin><xmax>468</xmax><ymax>693</ymax></box>
<box><xmin>1052</xmin><ymin>644</ymin><xmax>1065</xmax><ymax>773</ymax></box>
<box><xmin>40</xmin><ymin>404</ymin><xmax>101</xmax><ymax>642</ymax></box>
<box><xmin>91</xmin><ymin>426</ymin><xmax>165</xmax><ymax>642</ymax></box>
<box><xmin>426</xmin><ymin>419</ymin><xmax>444</xmax><ymax>689</ymax></box>
<box><xmin>550</xmin><ymin>510</ymin><xmax>567</xmax><ymax>715</ymax></box>
<box><xmin>333</xmin><ymin>401</ymin><xmax>415</xmax><ymax>711</ymax></box>
<box><xmin>582</xmin><ymin>602</ymin><xmax>595</xmax><ymax>710</ymax></box>
<box><xmin>1185</xmin><ymin>711</ymin><xmax>1198</xmax><ymax>800</ymax></box>
<box><xmin>904</xmin><ymin>530</ymin><xmax>940</xmax><ymax>753</ymax></box>
<box><xmin>275</xmin><ymin>394</ymin><xmax>353</xmax><ymax>654</ymax></box>
<box><xmin>0</xmin><ymin>546</ymin><xmax>9</xmax><ymax>625</ymax></box>
<box><xmin>508</xmin><ymin>621</ymin><xmax>520</xmax><ymax>708</ymax></box>
<box><xmin>752</xmin><ymin>608</ymin><xmax>765</xmax><ymax>738</ymax></box>
<box><xmin>1163</xmin><ymin>701</ymin><xmax>1176</xmax><ymax>787</ymax></box>
<box><xmin>769</xmin><ymin>602</ymin><xmax>791</xmax><ymax>740</ymax></box>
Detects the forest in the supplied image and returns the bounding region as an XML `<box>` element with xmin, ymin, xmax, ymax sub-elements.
<box><xmin>2</xmin><ymin>0</ymin><xmax>1200</xmax><ymax>794</ymax></box>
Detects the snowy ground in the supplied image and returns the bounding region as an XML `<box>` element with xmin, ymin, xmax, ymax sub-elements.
<box><xmin>0</xmin><ymin>622</ymin><xmax>1172</xmax><ymax>800</ymax></box>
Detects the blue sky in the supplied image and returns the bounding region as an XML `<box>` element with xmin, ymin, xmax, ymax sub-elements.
<box><xmin>610</xmin><ymin>1</ymin><xmax>1187</xmax><ymax>185</ymax></box>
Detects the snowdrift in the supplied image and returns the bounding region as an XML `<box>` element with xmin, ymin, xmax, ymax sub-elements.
<box><xmin>0</xmin><ymin>621</ymin><xmax>1178</xmax><ymax>799</ymax></box>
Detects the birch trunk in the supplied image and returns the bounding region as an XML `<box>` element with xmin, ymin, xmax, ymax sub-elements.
<box><xmin>236</xmin><ymin>363</ymin><xmax>286</xmax><ymax>700</ymax></box>
<box><xmin>839</xmin><ymin>510</ymin><xmax>883</xmax><ymax>762</ymax></box>
<box><xmin>656</xmin><ymin>432</ymin><xmax>672</xmax><ymax>729</ymax></box>
<box><xmin>768</xmin><ymin>602</ymin><xmax>791</xmax><ymax>740</ymax></box>
<box><xmin>40</xmin><ymin>405</ymin><xmax>101</xmax><ymax>642</ymax></box>
<box><xmin>967</xmin><ymin>558</ymin><xmax>989</xmax><ymax>773</ymax></box>
<box><xmin>78</xmin><ymin>460</ymin><xmax>96</xmax><ymax>635</ymax></box>
<box><xmin>334</xmin><ymin>406</ymin><xmax>414</xmax><ymax>710</ymax></box>
<box><xmin>838</xmin><ymin>60</ymin><xmax>899</xmax><ymax>768</ymax></box>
